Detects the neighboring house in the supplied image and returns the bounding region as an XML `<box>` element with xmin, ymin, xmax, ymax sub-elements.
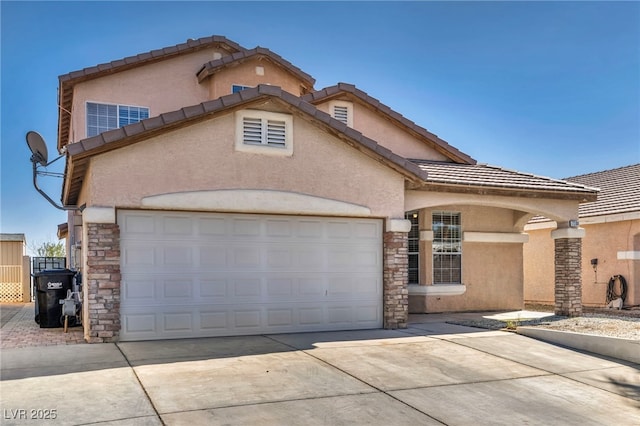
<box><xmin>53</xmin><ymin>35</ymin><xmax>597</xmax><ymax>343</ymax></box>
<box><xmin>0</xmin><ymin>234</ymin><xmax>30</xmax><ymax>302</ymax></box>
<box><xmin>524</xmin><ymin>164</ymin><xmax>640</xmax><ymax>308</ymax></box>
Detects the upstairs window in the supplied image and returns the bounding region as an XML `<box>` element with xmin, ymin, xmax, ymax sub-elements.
<box><xmin>235</xmin><ymin>110</ymin><xmax>293</xmax><ymax>156</ymax></box>
<box><xmin>329</xmin><ymin>100</ymin><xmax>353</xmax><ymax>127</ymax></box>
<box><xmin>232</xmin><ymin>84</ymin><xmax>252</xmax><ymax>93</ymax></box>
<box><xmin>87</xmin><ymin>102</ymin><xmax>149</xmax><ymax>137</ymax></box>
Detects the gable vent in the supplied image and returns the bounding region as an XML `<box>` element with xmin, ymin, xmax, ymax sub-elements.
<box><xmin>333</xmin><ymin>105</ymin><xmax>349</xmax><ymax>125</ymax></box>
<box><xmin>242</xmin><ymin>117</ymin><xmax>263</xmax><ymax>145</ymax></box>
<box><xmin>266</xmin><ymin>120</ymin><xmax>286</xmax><ymax>146</ymax></box>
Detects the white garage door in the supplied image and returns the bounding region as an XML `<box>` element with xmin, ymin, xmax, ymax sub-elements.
<box><xmin>118</xmin><ymin>210</ymin><xmax>382</xmax><ymax>341</ymax></box>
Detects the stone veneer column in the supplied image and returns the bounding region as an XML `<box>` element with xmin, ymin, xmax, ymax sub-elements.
<box><xmin>383</xmin><ymin>219</ymin><xmax>411</xmax><ymax>329</ymax></box>
<box><xmin>552</xmin><ymin>227</ymin><xmax>585</xmax><ymax>317</ymax></box>
<box><xmin>86</xmin><ymin>222</ymin><xmax>121</xmax><ymax>343</ymax></box>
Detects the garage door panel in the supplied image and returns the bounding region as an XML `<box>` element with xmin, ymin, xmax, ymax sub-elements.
<box><xmin>199</xmin><ymin>279</ymin><xmax>228</xmax><ymax>298</ymax></box>
<box><xmin>163</xmin><ymin>246</ymin><xmax>193</xmax><ymax>266</ymax></box>
<box><xmin>119</xmin><ymin>211</ymin><xmax>382</xmax><ymax>341</ymax></box>
<box><xmin>162</xmin><ymin>215</ymin><xmax>194</xmax><ymax>235</ymax></box>
<box><xmin>122</xmin><ymin>245</ymin><xmax>156</xmax><ymax>268</ymax></box>
<box><xmin>123</xmin><ymin>278</ymin><xmax>156</xmax><ymax>300</ymax></box>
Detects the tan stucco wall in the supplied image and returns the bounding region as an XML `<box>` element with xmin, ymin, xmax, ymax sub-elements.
<box><xmin>207</xmin><ymin>59</ymin><xmax>306</xmax><ymax>99</ymax></box>
<box><xmin>409</xmin><ymin>205</ymin><xmax>525</xmax><ymax>313</ymax></box>
<box><xmin>315</xmin><ymin>100</ymin><xmax>450</xmax><ymax>161</ymax></box>
<box><xmin>81</xmin><ymin>107</ymin><xmax>405</xmax><ymax>219</ymax></box>
<box><xmin>70</xmin><ymin>48</ymin><xmax>227</xmax><ymax>142</ymax></box>
<box><xmin>524</xmin><ymin>219</ymin><xmax>640</xmax><ymax>307</ymax></box>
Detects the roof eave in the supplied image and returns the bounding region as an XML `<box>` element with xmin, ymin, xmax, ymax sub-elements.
<box><xmin>414</xmin><ymin>181</ymin><xmax>598</xmax><ymax>202</ymax></box>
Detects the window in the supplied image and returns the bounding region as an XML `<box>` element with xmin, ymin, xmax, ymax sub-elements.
<box><xmin>405</xmin><ymin>211</ymin><xmax>420</xmax><ymax>284</ymax></box>
<box><xmin>235</xmin><ymin>110</ymin><xmax>293</xmax><ymax>156</ymax></box>
<box><xmin>87</xmin><ymin>102</ymin><xmax>149</xmax><ymax>137</ymax></box>
<box><xmin>329</xmin><ymin>101</ymin><xmax>353</xmax><ymax>127</ymax></box>
<box><xmin>432</xmin><ymin>212</ymin><xmax>462</xmax><ymax>284</ymax></box>
<box><xmin>232</xmin><ymin>84</ymin><xmax>252</xmax><ymax>93</ymax></box>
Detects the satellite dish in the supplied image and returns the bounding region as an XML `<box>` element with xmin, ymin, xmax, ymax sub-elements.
<box><xmin>26</xmin><ymin>131</ymin><xmax>49</xmax><ymax>166</ymax></box>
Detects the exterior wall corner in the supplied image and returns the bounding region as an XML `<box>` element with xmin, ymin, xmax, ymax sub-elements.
<box><xmin>383</xmin><ymin>230</ymin><xmax>408</xmax><ymax>329</ymax></box>
<box><xmin>84</xmin><ymin>222</ymin><xmax>121</xmax><ymax>343</ymax></box>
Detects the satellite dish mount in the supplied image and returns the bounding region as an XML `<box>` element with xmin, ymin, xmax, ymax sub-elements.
<box><xmin>25</xmin><ymin>131</ymin><xmax>78</xmax><ymax>211</ymax></box>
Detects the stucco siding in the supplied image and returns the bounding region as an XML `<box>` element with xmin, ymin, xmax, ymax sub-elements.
<box><xmin>70</xmin><ymin>48</ymin><xmax>225</xmax><ymax>142</ymax></box>
<box><xmin>409</xmin><ymin>205</ymin><xmax>525</xmax><ymax>313</ymax></box>
<box><xmin>207</xmin><ymin>59</ymin><xmax>306</xmax><ymax>99</ymax></box>
<box><xmin>426</xmin><ymin>242</ymin><xmax>523</xmax><ymax>312</ymax></box>
<box><xmin>524</xmin><ymin>219</ymin><xmax>640</xmax><ymax>307</ymax></box>
<box><xmin>84</xmin><ymin>110</ymin><xmax>405</xmax><ymax>219</ymax></box>
<box><xmin>315</xmin><ymin>101</ymin><xmax>450</xmax><ymax>161</ymax></box>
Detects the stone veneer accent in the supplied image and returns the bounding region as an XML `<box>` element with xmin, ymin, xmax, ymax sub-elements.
<box><xmin>554</xmin><ymin>237</ymin><xmax>582</xmax><ymax>317</ymax></box>
<box><xmin>383</xmin><ymin>231</ymin><xmax>409</xmax><ymax>328</ymax></box>
<box><xmin>86</xmin><ymin>223</ymin><xmax>121</xmax><ymax>343</ymax></box>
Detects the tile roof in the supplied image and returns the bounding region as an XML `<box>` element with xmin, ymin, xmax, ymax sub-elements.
<box><xmin>564</xmin><ymin>164</ymin><xmax>640</xmax><ymax>217</ymax></box>
<box><xmin>411</xmin><ymin>160</ymin><xmax>599</xmax><ymax>200</ymax></box>
<box><xmin>303</xmin><ymin>83</ymin><xmax>476</xmax><ymax>165</ymax></box>
<box><xmin>62</xmin><ymin>85</ymin><xmax>429</xmax><ymax>206</ymax></box>
<box><xmin>57</xmin><ymin>35</ymin><xmax>246</xmax><ymax>151</ymax></box>
<box><xmin>197</xmin><ymin>47</ymin><xmax>315</xmax><ymax>89</ymax></box>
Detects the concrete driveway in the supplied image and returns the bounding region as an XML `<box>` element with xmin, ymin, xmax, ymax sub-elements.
<box><xmin>1</xmin><ymin>319</ymin><xmax>638</xmax><ymax>425</ymax></box>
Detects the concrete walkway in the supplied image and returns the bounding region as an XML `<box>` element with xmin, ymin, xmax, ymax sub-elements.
<box><xmin>1</xmin><ymin>316</ymin><xmax>638</xmax><ymax>425</ymax></box>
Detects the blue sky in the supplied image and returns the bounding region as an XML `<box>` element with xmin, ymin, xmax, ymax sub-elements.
<box><xmin>1</xmin><ymin>1</ymin><xmax>639</xmax><ymax>254</ymax></box>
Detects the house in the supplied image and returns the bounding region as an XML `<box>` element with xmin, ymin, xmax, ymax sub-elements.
<box><xmin>54</xmin><ymin>35</ymin><xmax>597</xmax><ymax>342</ymax></box>
<box><xmin>0</xmin><ymin>234</ymin><xmax>30</xmax><ymax>303</ymax></box>
<box><xmin>524</xmin><ymin>164</ymin><xmax>640</xmax><ymax>309</ymax></box>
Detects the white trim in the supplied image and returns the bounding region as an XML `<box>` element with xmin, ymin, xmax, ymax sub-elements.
<box><xmin>617</xmin><ymin>251</ymin><xmax>640</xmax><ymax>260</ymax></box>
<box><xmin>141</xmin><ymin>190</ymin><xmax>372</xmax><ymax>216</ymax></box>
<box><xmin>551</xmin><ymin>227</ymin><xmax>586</xmax><ymax>240</ymax></box>
<box><xmin>420</xmin><ymin>230</ymin><xmax>434</xmax><ymax>241</ymax></box>
<box><xmin>408</xmin><ymin>284</ymin><xmax>466</xmax><ymax>296</ymax></box>
<box><xmin>524</xmin><ymin>221</ymin><xmax>556</xmax><ymax>231</ymax></box>
<box><xmin>386</xmin><ymin>219</ymin><xmax>411</xmax><ymax>233</ymax></box>
<box><xmin>82</xmin><ymin>207</ymin><xmax>116</xmax><ymax>224</ymax></box>
<box><xmin>463</xmin><ymin>232</ymin><xmax>529</xmax><ymax>244</ymax></box>
<box><xmin>235</xmin><ymin>110</ymin><xmax>293</xmax><ymax>156</ymax></box>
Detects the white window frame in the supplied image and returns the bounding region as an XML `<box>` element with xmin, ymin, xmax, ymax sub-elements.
<box><xmin>86</xmin><ymin>101</ymin><xmax>149</xmax><ymax>137</ymax></box>
<box><xmin>235</xmin><ymin>110</ymin><xmax>293</xmax><ymax>156</ymax></box>
<box><xmin>329</xmin><ymin>100</ymin><xmax>353</xmax><ymax>127</ymax></box>
<box><xmin>432</xmin><ymin>211</ymin><xmax>462</xmax><ymax>285</ymax></box>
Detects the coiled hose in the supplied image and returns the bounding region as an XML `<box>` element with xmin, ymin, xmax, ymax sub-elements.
<box><xmin>606</xmin><ymin>275</ymin><xmax>627</xmax><ymax>304</ymax></box>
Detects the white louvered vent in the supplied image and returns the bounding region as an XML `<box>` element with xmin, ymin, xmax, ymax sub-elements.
<box><xmin>243</xmin><ymin>117</ymin><xmax>263</xmax><ymax>145</ymax></box>
<box><xmin>236</xmin><ymin>110</ymin><xmax>293</xmax><ymax>156</ymax></box>
<box><xmin>266</xmin><ymin>120</ymin><xmax>286</xmax><ymax>146</ymax></box>
<box><xmin>333</xmin><ymin>105</ymin><xmax>349</xmax><ymax>124</ymax></box>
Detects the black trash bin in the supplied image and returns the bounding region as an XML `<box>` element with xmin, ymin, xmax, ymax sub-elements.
<box><xmin>35</xmin><ymin>269</ymin><xmax>75</xmax><ymax>328</ymax></box>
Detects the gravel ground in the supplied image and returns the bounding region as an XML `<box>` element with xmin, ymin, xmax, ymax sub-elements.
<box><xmin>448</xmin><ymin>308</ymin><xmax>640</xmax><ymax>340</ymax></box>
